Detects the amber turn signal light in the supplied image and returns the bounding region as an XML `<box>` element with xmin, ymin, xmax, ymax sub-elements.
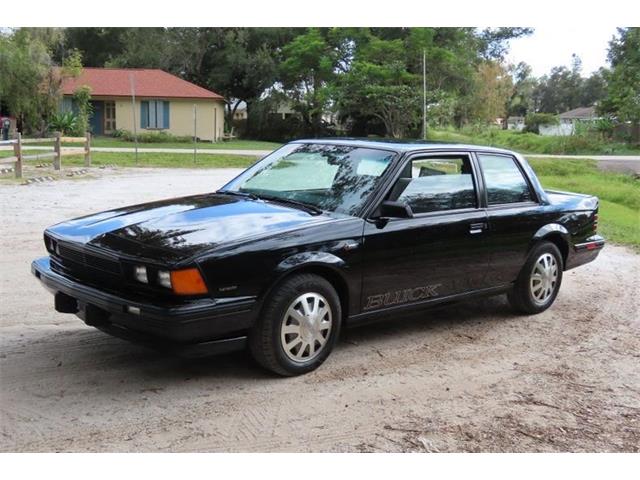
<box><xmin>170</xmin><ymin>268</ymin><xmax>208</xmax><ymax>295</ymax></box>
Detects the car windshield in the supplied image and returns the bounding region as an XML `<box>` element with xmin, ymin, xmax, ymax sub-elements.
<box><xmin>221</xmin><ymin>143</ymin><xmax>396</xmax><ymax>215</ymax></box>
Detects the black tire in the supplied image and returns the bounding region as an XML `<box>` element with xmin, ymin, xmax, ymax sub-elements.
<box><xmin>508</xmin><ymin>241</ymin><xmax>564</xmax><ymax>315</ymax></box>
<box><xmin>249</xmin><ymin>273</ymin><xmax>342</xmax><ymax>376</ymax></box>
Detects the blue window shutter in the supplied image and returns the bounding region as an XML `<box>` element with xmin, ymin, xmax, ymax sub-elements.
<box><xmin>141</xmin><ymin>101</ymin><xmax>149</xmax><ymax>129</ymax></box>
<box><xmin>163</xmin><ymin>101</ymin><xmax>170</xmax><ymax>129</ymax></box>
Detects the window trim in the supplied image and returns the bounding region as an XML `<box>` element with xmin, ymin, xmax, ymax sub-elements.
<box><xmin>475</xmin><ymin>152</ymin><xmax>539</xmax><ymax>207</ymax></box>
<box><xmin>368</xmin><ymin>151</ymin><xmax>482</xmax><ymax>219</ymax></box>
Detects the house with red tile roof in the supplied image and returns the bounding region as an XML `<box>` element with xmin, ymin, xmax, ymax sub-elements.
<box><xmin>60</xmin><ymin>68</ymin><xmax>225</xmax><ymax>141</ymax></box>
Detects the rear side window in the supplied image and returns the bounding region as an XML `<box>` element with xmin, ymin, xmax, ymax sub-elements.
<box><xmin>478</xmin><ymin>154</ymin><xmax>533</xmax><ymax>205</ymax></box>
<box><xmin>389</xmin><ymin>156</ymin><xmax>477</xmax><ymax>214</ymax></box>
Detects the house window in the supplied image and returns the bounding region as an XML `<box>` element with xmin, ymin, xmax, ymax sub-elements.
<box><xmin>104</xmin><ymin>101</ymin><xmax>116</xmax><ymax>133</ymax></box>
<box><xmin>141</xmin><ymin>100</ymin><xmax>170</xmax><ymax>129</ymax></box>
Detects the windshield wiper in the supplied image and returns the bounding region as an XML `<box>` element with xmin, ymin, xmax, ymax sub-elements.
<box><xmin>255</xmin><ymin>194</ymin><xmax>324</xmax><ymax>215</ymax></box>
<box><xmin>216</xmin><ymin>189</ymin><xmax>259</xmax><ymax>200</ymax></box>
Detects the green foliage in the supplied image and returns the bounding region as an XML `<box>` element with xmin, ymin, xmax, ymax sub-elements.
<box><xmin>87</xmin><ymin>137</ymin><xmax>280</xmax><ymax>150</ymax></box>
<box><xmin>524</xmin><ymin>113</ymin><xmax>558</xmax><ymax>134</ymax></box>
<box><xmin>59</xmin><ymin>28</ymin><xmax>127</xmax><ymax>67</ymax></box>
<box><xmin>0</xmin><ymin>28</ymin><xmax>86</xmax><ymax>135</ymax></box>
<box><xmin>336</xmin><ymin>37</ymin><xmax>421</xmax><ymax>138</ymax></box>
<box><xmin>0</xmin><ymin>29</ymin><xmax>57</xmax><ymax>134</ymax></box>
<box><xmin>49</xmin><ymin>111</ymin><xmax>77</xmax><ymax>134</ymax></box>
<box><xmin>279</xmin><ymin>28</ymin><xmax>342</xmax><ymax>133</ymax></box>
<box><xmin>61</xmin><ymin>49</ymin><xmax>83</xmax><ymax>77</ymax></box>
<box><xmin>468</xmin><ymin>61</ymin><xmax>513</xmax><ymax>124</ymax></box>
<box><xmin>507</xmin><ymin>62</ymin><xmax>536</xmax><ymax>117</ymax></box>
<box><xmin>599</xmin><ymin>28</ymin><xmax>640</xmax><ymax>125</ymax></box>
<box><xmin>428</xmin><ymin>127</ymin><xmax>638</xmax><ymax>155</ymax></box>
<box><xmin>72</xmin><ymin>85</ymin><xmax>92</xmax><ymax>135</ymax></box>
<box><xmin>111</xmin><ymin>130</ymin><xmax>192</xmax><ymax>143</ymax></box>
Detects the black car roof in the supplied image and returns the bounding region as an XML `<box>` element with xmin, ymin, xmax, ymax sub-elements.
<box><xmin>291</xmin><ymin>137</ymin><xmax>516</xmax><ymax>155</ymax></box>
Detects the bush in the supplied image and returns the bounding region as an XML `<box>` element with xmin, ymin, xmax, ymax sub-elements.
<box><xmin>428</xmin><ymin>126</ymin><xmax>621</xmax><ymax>155</ymax></box>
<box><xmin>73</xmin><ymin>85</ymin><xmax>93</xmax><ymax>136</ymax></box>
<box><xmin>49</xmin><ymin>112</ymin><xmax>78</xmax><ymax>135</ymax></box>
<box><xmin>111</xmin><ymin>130</ymin><xmax>192</xmax><ymax>143</ymax></box>
<box><xmin>524</xmin><ymin>113</ymin><xmax>558</xmax><ymax>134</ymax></box>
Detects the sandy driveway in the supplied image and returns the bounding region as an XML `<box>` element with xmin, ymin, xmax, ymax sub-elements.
<box><xmin>1</xmin><ymin>168</ymin><xmax>638</xmax><ymax>452</ymax></box>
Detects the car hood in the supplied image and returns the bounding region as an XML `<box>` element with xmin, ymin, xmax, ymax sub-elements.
<box><xmin>46</xmin><ymin>193</ymin><xmax>338</xmax><ymax>262</ymax></box>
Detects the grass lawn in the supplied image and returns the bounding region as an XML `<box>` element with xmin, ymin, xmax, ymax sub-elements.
<box><xmin>527</xmin><ymin>157</ymin><xmax>640</xmax><ymax>249</ymax></box>
<box><xmin>82</xmin><ymin>138</ymin><xmax>280</xmax><ymax>151</ymax></box>
<box><xmin>4</xmin><ymin>138</ymin><xmax>281</xmax><ymax>151</ymax></box>
<box><xmin>0</xmin><ymin>150</ymin><xmax>258</xmax><ymax>169</ymax></box>
<box><xmin>56</xmin><ymin>151</ymin><xmax>258</xmax><ymax>169</ymax></box>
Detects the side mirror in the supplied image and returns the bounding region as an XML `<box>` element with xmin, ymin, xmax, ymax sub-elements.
<box><xmin>379</xmin><ymin>200</ymin><xmax>413</xmax><ymax>219</ymax></box>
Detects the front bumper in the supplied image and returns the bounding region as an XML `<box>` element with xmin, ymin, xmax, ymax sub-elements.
<box><xmin>31</xmin><ymin>256</ymin><xmax>257</xmax><ymax>357</ymax></box>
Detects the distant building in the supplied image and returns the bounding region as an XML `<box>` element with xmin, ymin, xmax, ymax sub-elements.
<box><xmin>507</xmin><ymin>116</ymin><xmax>525</xmax><ymax>131</ymax></box>
<box><xmin>60</xmin><ymin>68</ymin><xmax>226</xmax><ymax>141</ymax></box>
<box><xmin>540</xmin><ymin>107</ymin><xmax>598</xmax><ymax>136</ymax></box>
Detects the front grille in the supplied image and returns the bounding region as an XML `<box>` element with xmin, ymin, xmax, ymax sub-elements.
<box><xmin>57</xmin><ymin>243</ymin><xmax>121</xmax><ymax>275</ymax></box>
<box><xmin>51</xmin><ymin>242</ymin><xmax>123</xmax><ymax>289</ymax></box>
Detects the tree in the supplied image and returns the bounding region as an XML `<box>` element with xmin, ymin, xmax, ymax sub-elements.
<box><xmin>279</xmin><ymin>28</ymin><xmax>343</xmax><ymax>134</ymax></box>
<box><xmin>533</xmin><ymin>55</ymin><xmax>584</xmax><ymax>113</ymax></box>
<box><xmin>478</xmin><ymin>27</ymin><xmax>534</xmax><ymax>60</ymax></box>
<box><xmin>507</xmin><ymin>62</ymin><xmax>537</xmax><ymax>118</ymax></box>
<box><xmin>62</xmin><ymin>27</ymin><xmax>127</xmax><ymax>67</ymax></box>
<box><xmin>203</xmin><ymin>28</ymin><xmax>298</xmax><ymax>128</ymax></box>
<box><xmin>334</xmin><ymin>32</ymin><xmax>422</xmax><ymax>138</ymax></box>
<box><xmin>468</xmin><ymin>61</ymin><xmax>513</xmax><ymax>124</ymax></box>
<box><xmin>599</xmin><ymin>28</ymin><xmax>640</xmax><ymax>125</ymax></box>
<box><xmin>0</xmin><ymin>29</ymin><xmax>59</xmax><ymax>134</ymax></box>
<box><xmin>580</xmin><ymin>68</ymin><xmax>607</xmax><ymax>107</ymax></box>
<box><xmin>105</xmin><ymin>27</ymin><xmax>297</xmax><ymax>130</ymax></box>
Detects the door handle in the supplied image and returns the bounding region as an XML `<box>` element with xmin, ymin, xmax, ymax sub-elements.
<box><xmin>469</xmin><ymin>222</ymin><xmax>486</xmax><ymax>235</ymax></box>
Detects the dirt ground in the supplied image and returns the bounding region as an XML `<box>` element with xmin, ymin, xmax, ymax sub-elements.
<box><xmin>1</xmin><ymin>168</ymin><xmax>638</xmax><ymax>452</ymax></box>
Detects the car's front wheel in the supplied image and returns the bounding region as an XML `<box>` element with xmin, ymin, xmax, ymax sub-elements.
<box><xmin>508</xmin><ymin>241</ymin><xmax>563</xmax><ymax>314</ymax></box>
<box><xmin>249</xmin><ymin>273</ymin><xmax>341</xmax><ymax>376</ymax></box>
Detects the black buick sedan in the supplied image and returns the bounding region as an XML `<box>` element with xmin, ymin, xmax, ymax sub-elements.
<box><xmin>33</xmin><ymin>139</ymin><xmax>604</xmax><ymax>375</ymax></box>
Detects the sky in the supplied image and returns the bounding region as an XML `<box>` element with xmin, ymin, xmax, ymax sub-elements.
<box><xmin>505</xmin><ymin>26</ymin><xmax>620</xmax><ymax>78</ymax></box>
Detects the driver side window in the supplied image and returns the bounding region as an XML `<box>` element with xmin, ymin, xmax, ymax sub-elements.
<box><xmin>388</xmin><ymin>155</ymin><xmax>477</xmax><ymax>214</ymax></box>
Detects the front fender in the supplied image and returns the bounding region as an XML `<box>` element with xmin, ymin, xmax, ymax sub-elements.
<box><xmin>276</xmin><ymin>250</ymin><xmax>346</xmax><ymax>273</ymax></box>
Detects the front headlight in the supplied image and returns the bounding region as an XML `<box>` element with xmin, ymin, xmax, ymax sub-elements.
<box><xmin>134</xmin><ymin>265</ymin><xmax>148</xmax><ymax>284</ymax></box>
<box><xmin>157</xmin><ymin>270</ymin><xmax>172</xmax><ymax>289</ymax></box>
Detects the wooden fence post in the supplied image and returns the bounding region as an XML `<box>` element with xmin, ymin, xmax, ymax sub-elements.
<box><xmin>53</xmin><ymin>131</ymin><xmax>61</xmax><ymax>170</ymax></box>
<box><xmin>13</xmin><ymin>132</ymin><xmax>22</xmax><ymax>179</ymax></box>
<box><xmin>84</xmin><ymin>131</ymin><xmax>91</xmax><ymax>167</ymax></box>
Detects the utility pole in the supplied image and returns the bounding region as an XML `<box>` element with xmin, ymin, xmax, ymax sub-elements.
<box><xmin>422</xmin><ymin>49</ymin><xmax>427</xmax><ymax>140</ymax></box>
<box><xmin>193</xmin><ymin>104</ymin><xmax>198</xmax><ymax>164</ymax></box>
<box><xmin>129</xmin><ymin>73</ymin><xmax>139</xmax><ymax>165</ymax></box>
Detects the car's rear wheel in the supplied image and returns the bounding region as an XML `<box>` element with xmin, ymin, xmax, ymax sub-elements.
<box><xmin>508</xmin><ymin>241</ymin><xmax>563</xmax><ymax>314</ymax></box>
<box><xmin>249</xmin><ymin>273</ymin><xmax>341</xmax><ymax>376</ymax></box>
